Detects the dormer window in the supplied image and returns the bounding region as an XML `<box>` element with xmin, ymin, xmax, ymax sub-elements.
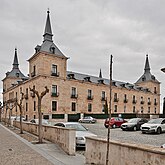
<box><xmin>68</xmin><ymin>74</ymin><xmax>75</xmax><ymax>79</ymax></box>
<box><xmin>98</xmin><ymin>79</ymin><xmax>104</xmax><ymax>84</ymax></box>
<box><xmin>142</xmin><ymin>76</ymin><xmax>146</xmax><ymax>81</ymax></box>
<box><xmin>84</xmin><ymin>77</ymin><xmax>91</xmax><ymax>82</ymax></box>
<box><xmin>16</xmin><ymin>72</ymin><xmax>19</xmax><ymax>77</ymax></box>
<box><xmin>50</xmin><ymin>46</ymin><xmax>55</xmax><ymax>54</ymax></box>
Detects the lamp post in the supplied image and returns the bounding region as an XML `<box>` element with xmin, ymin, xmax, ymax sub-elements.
<box><xmin>0</xmin><ymin>101</ymin><xmax>2</xmax><ymax>122</ymax></box>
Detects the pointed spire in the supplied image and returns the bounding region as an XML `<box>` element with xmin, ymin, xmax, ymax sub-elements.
<box><xmin>99</xmin><ymin>69</ymin><xmax>102</xmax><ymax>78</ymax></box>
<box><xmin>144</xmin><ymin>54</ymin><xmax>150</xmax><ymax>73</ymax></box>
<box><xmin>43</xmin><ymin>10</ymin><xmax>53</xmax><ymax>42</ymax></box>
<box><xmin>13</xmin><ymin>48</ymin><xmax>19</xmax><ymax>69</ymax></box>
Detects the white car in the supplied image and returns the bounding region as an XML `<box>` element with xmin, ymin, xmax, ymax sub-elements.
<box><xmin>30</xmin><ymin>119</ymin><xmax>49</xmax><ymax>125</ymax></box>
<box><xmin>54</xmin><ymin>122</ymin><xmax>97</xmax><ymax>147</ymax></box>
<box><xmin>141</xmin><ymin>118</ymin><xmax>165</xmax><ymax>134</ymax></box>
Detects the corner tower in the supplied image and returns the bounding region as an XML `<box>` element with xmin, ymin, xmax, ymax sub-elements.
<box><xmin>135</xmin><ymin>55</ymin><xmax>160</xmax><ymax>94</ymax></box>
<box><xmin>28</xmin><ymin>10</ymin><xmax>68</xmax><ymax>79</ymax></box>
<box><xmin>2</xmin><ymin>48</ymin><xmax>26</xmax><ymax>92</ymax></box>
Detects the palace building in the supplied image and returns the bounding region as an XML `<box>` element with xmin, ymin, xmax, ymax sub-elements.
<box><xmin>2</xmin><ymin>11</ymin><xmax>160</xmax><ymax>121</ymax></box>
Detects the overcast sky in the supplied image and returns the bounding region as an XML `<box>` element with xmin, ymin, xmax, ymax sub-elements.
<box><xmin>0</xmin><ymin>0</ymin><xmax>165</xmax><ymax>112</ymax></box>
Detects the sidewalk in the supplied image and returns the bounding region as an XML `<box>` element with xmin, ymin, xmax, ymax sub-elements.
<box><xmin>0</xmin><ymin>123</ymin><xmax>85</xmax><ymax>165</ymax></box>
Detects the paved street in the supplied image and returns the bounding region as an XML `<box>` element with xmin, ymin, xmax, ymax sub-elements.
<box><xmin>82</xmin><ymin>122</ymin><xmax>165</xmax><ymax>147</ymax></box>
<box><xmin>0</xmin><ymin>124</ymin><xmax>53</xmax><ymax>165</ymax></box>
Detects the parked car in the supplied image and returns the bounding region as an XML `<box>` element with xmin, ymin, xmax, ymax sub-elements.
<box><xmin>78</xmin><ymin>116</ymin><xmax>97</xmax><ymax>123</ymax></box>
<box><xmin>104</xmin><ymin>117</ymin><xmax>127</xmax><ymax>128</ymax></box>
<box><xmin>141</xmin><ymin>118</ymin><xmax>165</xmax><ymax>134</ymax></box>
<box><xmin>121</xmin><ymin>118</ymin><xmax>148</xmax><ymax>131</ymax></box>
<box><xmin>30</xmin><ymin>119</ymin><xmax>49</xmax><ymax>125</ymax></box>
<box><xmin>14</xmin><ymin>116</ymin><xmax>26</xmax><ymax>121</ymax></box>
<box><xmin>54</xmin><ymin>122</ymin><xmax>97</xmax><ymax>147</ymax></box>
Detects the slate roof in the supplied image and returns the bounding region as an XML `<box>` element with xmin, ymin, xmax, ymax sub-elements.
<box><xmin>66</xmin><ymin>71</ymin><xmax>151</xmax><ymax>92</ymax></box>
<box><xmin>136</xmin><ymin>55</ymin><xmax>159</xmax><ymax>84</ymax></box>
<box><xmin>34</xmin><ymin>10</ymin><xmax>66</xmax><ymax>58</ymax></box>
<box><xmin>5</xmin><ymin>49</ymin><xmax>27</xmax><ymax>80</ymax></box>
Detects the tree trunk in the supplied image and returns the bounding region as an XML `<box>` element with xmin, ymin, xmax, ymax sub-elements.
<box><xmin>20</xmin><ymin>109</ymin><xmax>23</xmax><ymax>134</ymax></box>
<box><xmin>38</xmin><ymin>98</ymin><xmax>43</xmax><ymax>143</ymax></box>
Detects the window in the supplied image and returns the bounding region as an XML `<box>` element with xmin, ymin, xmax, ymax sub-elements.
<box><xmin>154</xmin><ymin>87</ymin><xmax>157</xmax><ymax>94</ymax></box>
<box><xmin>148</xmin><ymin>107</ymin><xmax>150</xmax><ymax>113</ymax></box>
<box><xmin>52</xmin><ymin>101</ymin><xmax>57</xmax><ymax>111</ymax></box>
<box><xmin>72</xmin><ymin>102</ymin><xmax>76</xmax><ymax>111</ymax></box>
<box><xmin>71</xmin><ymin>87</ymin><xmax>77</xmax><ymax>98</ymax></box>
<box><xmin>154</xmin><ymin>108</ymin><xmax>156</xmax><ymax>114</ymax></box>
<box><xmin>34</xmin><ymin>101</ymin><xmax>36</xmax><ymax>111</ymax></box>
<box><xmin>114</xmin><ymin>93</ymin><xmax>118</xmax><ymax>102</ymax></box>
<box><xmin>101</xmin><ymin>91</ymin><xmax>106</xmax><ymax>101</ymax></box>
<box><xmin>25</xmin><ymin>115</ymin><xmax>28</xmax><ymax>121</ymax></box>
<box><xmin>31</xmin><ymin>65</ymin><xmax>36</xmax><ymax>77</ymax></box>
<box><xmin>88</xmin><ymin>103</ymin><xmax>92</xmax><ymax>112</ymax></box>
<box><xmin>154</xmin><ymin>99</ymin><xmax>157</xmax><ymax>106</ymax></box>
<box><xmin>114</xmin><ymin>105</ymin><xmax>117</xmax><ymax>112</ymax></box>
<box><xmin>52</xmin><ymin>64</ymin><xmax>57</xmax><ymax>75</ymax></box>
<box><xmin>132</xmin><ymin>95</ymin><xmax>136</xmax><ymax>104</ymax></box>
<box><xmin>52</xmin><ymin>85</ymin><xmax>58</xmax><ymax>97</ymax></box>
<box><xmin>148</xmin><ymin>98</ymin><xmax>151</xmax><ymax>105</ymax></box>
<box><xmin>124</xmin><ymin>105</ymin><xmax>126</xmax><ymax>112</ymax></box>
<box><xmin>133</xmin><ymin>106</ymin><xmax>136</xmax><ymax>113</ymax></box>
<box><xmin>141</xmin><ymin>107</ymin><xmax>143</xmax><ymax>113</ymax></box>
<box><xmin>20</xmin><ymin>87</ymin><xmax>22</xmax><ymax>94</ymax></box>
<box><xmin>26</xmin><ymin>103</ymin><xmax>28</xmax><ymax>112</ymax></box>
<box><xmin>141</xmin><ymin>97</ymin><xmax>144</xmax><ymax>104</ymax></box>
<box><xmin>124</xmin><ymin>94</ymin><xmax>128</xmax><ymax>103</ymax></box>
<box><xmin>34</xmin><ymin>115</ymin><xmax>36</xmax><ymax>119</ymax></box>
<box><xmin>87</xmin><ymin>89</ymin><xmax>93</xmax><ymax>100</ymax></box>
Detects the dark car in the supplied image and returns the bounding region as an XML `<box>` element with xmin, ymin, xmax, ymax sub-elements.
<box><xmin>104</xmin><ymin>117</ymin><xmax>127</xmax><ymax>128</ymax></box>
<box><xmin>78</xmin><ymin>116</ymin><xmax>97</xmax><ymax>123</ymax></box>
<box><xmin>121</xmin><ymin>118</ymin><xmax>148</xmax><ymax>131</ymax></box>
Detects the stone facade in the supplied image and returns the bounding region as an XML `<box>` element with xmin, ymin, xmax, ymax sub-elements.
<box><xmin>2</xmin><ymin>11</ymin><xmax>160</xmax><ymax>121</ymax></box>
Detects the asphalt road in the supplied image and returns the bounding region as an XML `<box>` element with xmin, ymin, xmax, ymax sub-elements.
<box><xmin>82</xmin><ymin>122</ymin><xmax>165</xmax><ymax>148</ymax></box>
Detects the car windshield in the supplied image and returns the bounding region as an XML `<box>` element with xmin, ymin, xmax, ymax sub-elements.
<box><xmin>128</xmin><ymin>118</ymin><xmax>140</xmax><ymax>123</ymax></box>
<box><xmin>148</xmin><ymin>118</ymin><xmax>163</xmax><ymax>124</ymax></box>
<box><xmin>65</xmin><ymin>124</ymin><xmax>87</xmax><ymax>131</ymax></box>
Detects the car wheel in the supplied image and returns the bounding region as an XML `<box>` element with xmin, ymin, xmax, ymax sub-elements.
<box><xmin>112</xmin><ymin>124</ymin><xmax>116</xmax><ymax>128</ymax></box>
<box><xmin>157</xmin><ymin>127</ymin><xmax>162</xmax><ymax>134</ymax></box>
<box><xmin>133</xmin><ymin>126</ymin><xmax>137</xmax><ymax>131</ymax></box>
<box><xmin>142</xmin><ymin>131</ymin><xmax>146</xmax><ymax>134</ymax></box>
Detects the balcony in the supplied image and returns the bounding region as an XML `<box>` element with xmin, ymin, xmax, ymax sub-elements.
<box><xmin>87</xmin><ymin>96</ymin><xmax>93</xmax><ymax>100</ymax></box>
<box><xmin>71</xmin><ymin>94</ymin><xmax>78</xmax><ymax>99</ymax></box>
<box><xmin>51</xmin><ymin>72</ymin><xmax>59</xmax><ymax>77</ymax></box>
<box><xmin>123</xmin><ymin>99</ymin><xmax>128</xmax><ymax>103</ymax></box>
<box><xmin>132</xmin><ymin>100</ymin><xmax>137</xmax><ymax>104</ymax></box>
<box><xmin>51</xmin><ymin>92</ymin><xmax>59</xmax><ymax>97</ymax></box>
<box><xmin>114</xmin><ymin>98</ymin><xmax>119</xmax><ymax>102</ymax></box>
<box><xmin>141</xmin><ymin>101</ymin><xmax>145</xmax><ymax>104</ymax></box>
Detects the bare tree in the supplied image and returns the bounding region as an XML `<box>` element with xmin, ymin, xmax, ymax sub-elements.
<box><xmin>29</xmin><ymin>86</ymin><xmax>49</xmax><ymax>143</ymax></box>
<box><xmin>15</xmin><ymin>93</ymin><xmax>25</xmax><ymax>134</ymax></box>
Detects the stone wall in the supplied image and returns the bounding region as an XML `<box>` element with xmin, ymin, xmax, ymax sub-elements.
<box><xmin>85</xmin><ymin>137</ymin><xmax>165</xmax><ymax>165</ymax></box>
<box><xmin>13</xmin><ymin>121</ymin><xmax>76</xmax><ymax>155</ymax></box>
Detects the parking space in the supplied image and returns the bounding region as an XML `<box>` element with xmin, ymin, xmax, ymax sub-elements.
<box><xmin>82</xmin><ymin>122</ymin><xmax>165</xmax><ymax>148</ymax></box>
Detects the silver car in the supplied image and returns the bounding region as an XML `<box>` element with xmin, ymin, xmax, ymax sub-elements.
<box><xmin>78</xmin><ymin>116</ymin><xmax>97</xmax><ymax>123</ymax></box>
<box><xmin>54</xmin><ymin>122</ymin><xmax>97</xmax><ymax>147</ymax></box>
<box><xmin>141</xmin><ymin>118</ymin><xmax>165</xmax><ymax>134</ymax></box>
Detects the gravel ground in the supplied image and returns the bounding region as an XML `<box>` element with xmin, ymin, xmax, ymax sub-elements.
<box><xmin>82</xmin><ymin>122</ymin><xmax>165</xmax><ymax>147</ymax></box>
